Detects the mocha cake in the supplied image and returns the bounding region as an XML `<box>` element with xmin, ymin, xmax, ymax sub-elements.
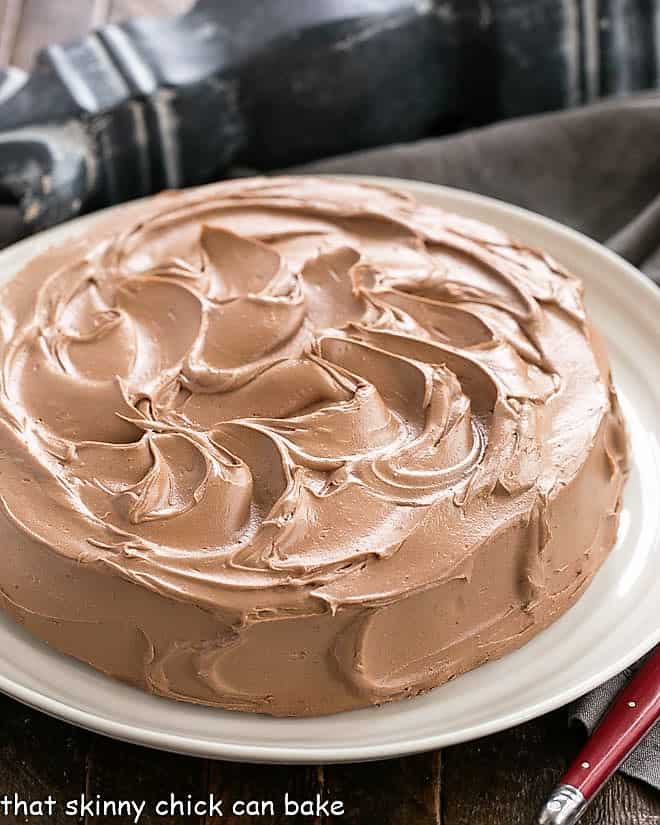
<box><xmin>0</xmin><ymin>177</ymin><xmax>627</xmax><ymax>716</ymax></box>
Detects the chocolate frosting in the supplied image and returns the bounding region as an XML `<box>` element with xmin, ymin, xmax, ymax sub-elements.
<box><xmin>0</xmin><ymin>177</ymin><xmax>627</xmax><ymax>715</ymax></box>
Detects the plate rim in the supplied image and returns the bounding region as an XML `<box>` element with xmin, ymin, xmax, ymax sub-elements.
<box><xmin>0</xmin><ymin>174</ymin><xmax>658</xmax><ymax>763</ymax></box>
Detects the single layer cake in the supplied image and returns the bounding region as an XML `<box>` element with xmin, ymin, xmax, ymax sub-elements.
<box><xmin>0</xmin><ymin>177</ymin><xmax>627</xmax><ymax>716</ymax></box>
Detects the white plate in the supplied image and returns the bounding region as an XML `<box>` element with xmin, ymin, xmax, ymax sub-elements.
<box><xmin>0</xmin><ymin>177</ymin><xmax>658</xmax><ymax>764</ymax></box>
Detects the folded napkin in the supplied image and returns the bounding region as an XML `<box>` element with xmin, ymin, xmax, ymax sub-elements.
<box><xmin>300</xmin><ymin>92</ymin><xmax>660</xmax><ymax>284</ymax></box>
<box><xmin>569</xmin><ymin>653</ymin><xmax>660</xmax><ymax>789</ymax></box>
<box><xmin>297</xmin><ymin>95</ymin><xmax>660</xmax><ymax>788</ymax></box>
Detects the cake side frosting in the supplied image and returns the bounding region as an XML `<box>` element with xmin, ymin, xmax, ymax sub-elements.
<box><xmin>0</xmin><ymin>177</ymin><xmax>627</xmax><ymax>715</ymax></box>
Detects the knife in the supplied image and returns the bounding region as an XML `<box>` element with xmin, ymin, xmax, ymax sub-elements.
<box><xmin>537</xmin><ymin>645</ymin><xmax>660</xmax><ymax>824</ymax></box>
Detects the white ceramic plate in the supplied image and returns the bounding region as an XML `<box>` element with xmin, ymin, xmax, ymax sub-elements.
<box><xmin>0</xmin><ymin>177</ymin><xmax>658</xmax><ymax>764</ymax></box>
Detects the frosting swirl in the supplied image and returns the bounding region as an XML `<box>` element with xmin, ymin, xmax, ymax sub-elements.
<box><xmin>0</xmin><ymin>178</ymin><xmax>627</xmax><ymax>715</ymax></box>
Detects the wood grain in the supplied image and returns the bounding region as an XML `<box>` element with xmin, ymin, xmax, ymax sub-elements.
<box><xmin>322</xmin><ymin>754</ymin><xmax>441</xmax><ymax>825</ymax></box>
<box><xmin>582</xmin><ymin>773</ymin><xmax>660</xmax><ymax>825</ymax></box>
<box><xmin>83</xmin><ymin>734</ymin><xmax>208</xmax><ymax>825</ymax></box>
<box><xmin>0</xmin><ymin>693</ymin><xmax>657</xmax><ymax>825</ymax></box>
<box><xmin>443</xmin><ymin>709</ymin><xmax>573</xmax><ymax>825</ymax></box>
<box><xmin>208</xmin><ymin>762</ymin><xmax>323</xmax><ymax>824</ymax></box>
<box><xmin>444</xmin><ymin>710</ymin><xmax>660</xmax><ymax>824</ymax></box>
<box><xmin>0</xmin><ymin>694</ymin><xmax>88</xmax><ymax>825</ymax></box>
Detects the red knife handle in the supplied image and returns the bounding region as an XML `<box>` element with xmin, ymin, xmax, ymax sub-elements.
<box><xmin>538</xmin><ymin>646</ymin><xmax>660</xmax><ymax>824</ymax></box>
<box><xmin>563</xmin><ymin>645</ymin><xmax>660</xmax><ymax>800</ymax></box>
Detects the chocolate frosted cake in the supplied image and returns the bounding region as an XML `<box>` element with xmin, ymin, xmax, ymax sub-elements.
<box><xmin>0</xmin><ymin>178</ymin><xmax>627</xmax><ymax>716</ymax></box>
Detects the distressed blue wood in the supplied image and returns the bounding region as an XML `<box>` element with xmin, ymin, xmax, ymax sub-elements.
<box><xmin>0</xmin><ymin>0</ymin><xmax>659</xmax><ymax>244</ymax></box>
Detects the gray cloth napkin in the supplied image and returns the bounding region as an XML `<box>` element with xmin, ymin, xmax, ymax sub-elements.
<box><xmin>295</xmin><ymin>95</ymin><xmax>660</xmax><ymax>788</ymax></box>
<box><xmin>299</xmin><ymin>92</ymin><xmax>660</xmax><ymax>283</ymax></box>
<box><xmin>568</xmin><ymin>652</ymin><xmax>660</xmax><ymax>789</ymax></box>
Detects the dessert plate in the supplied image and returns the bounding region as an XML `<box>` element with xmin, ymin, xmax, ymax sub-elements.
<box><xmin>0</xmin><ymin>177</ymin><xmax>658</xmax><ymax>763</ymax></box>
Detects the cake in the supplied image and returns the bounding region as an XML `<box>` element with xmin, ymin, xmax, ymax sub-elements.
<box><xmin>0</xmin><ymin>177</ymin><xmax>627</xmax><ymax>716</ymax></box>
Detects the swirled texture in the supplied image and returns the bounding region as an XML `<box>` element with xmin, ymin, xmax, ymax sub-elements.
<box><xmin>0</xmin><ymin>178</ymin><xmax>627</xmax><ymax>715</ymax></box>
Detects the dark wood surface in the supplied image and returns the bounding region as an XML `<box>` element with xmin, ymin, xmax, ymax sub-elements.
<box><xmin>0</xmin><ymin>2</ymin><xmax>659</xmax><ymax>823</ymax></box>
<box><xmin>1</xmin><ymin>693</ymin><xmax>659</xmax><ymax>824</ymax></box>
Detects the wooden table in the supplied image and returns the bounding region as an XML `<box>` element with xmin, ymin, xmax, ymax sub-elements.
<box><xmin>0</xmin><ymin>2</ymin><xmax>659</xmax><ymax>822</ymax></box>
<box><xmin>1</xmin><ymin>695</ymin><xmax>659</xmax><ymax>824</ymax></box>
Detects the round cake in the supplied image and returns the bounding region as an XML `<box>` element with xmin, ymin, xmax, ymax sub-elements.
<box><xmin>0</xmin><ymin>177</ymin><xmax>627</xmax><ymax>716</ymax></box>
